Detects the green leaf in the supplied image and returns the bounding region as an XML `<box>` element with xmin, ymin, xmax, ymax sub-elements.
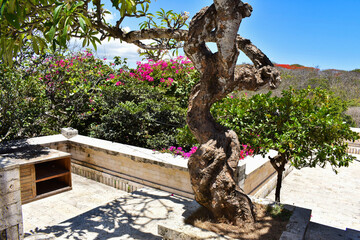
<box><xmin>36</xmin><ymin>37</ymin><xmax>46</xmax><ymax>51</ymax></box>
<box><xmin>47</xmin><ymin>26</ymin><xmax>56</xmax><ymax>41</ymax></box>
<box><xmin>5</xmin><ymin>12</ymin><xmax>20</xmax><ymax>29</ymax></box>
<box><xmin>70</xmin><ymin>1</ymin><xmax>84</xmax><ymax>13</ymax></box>
<box><xmin>7</xmin><ymin>0</ymin><xmax>15</xmax><ymax>13</ymax></box>
<box><xmin>82</xmin><ymin>38</ymin><xmax>87</xmax><ymax>48</ymax></box>
<box><xmin>120</xmin><ymin>4</ymin><xmax>126</xmax><ymax>17</ymax></box>
<box><xmin>79</xmin><ymin>16</ymin><xmax>86</xmax><ymax>31</ymax></box>
<box><xmin>112</xmin><ymin>0</ymin><xmax>120</xmax><ymax>7</ymax></box>
<box><xmin>78</xmin><ymin>13</ymin><xmax>91</xmax><ymax>26</ymax></box>
<box><xmin>32</xmin><ymin>37</ymin><xmax>39</xmax><ymax>54</ymax></box>
<box><xmin>53</xmin><ymin>4</ymin><xmax>63</xmax><ymax>22</ymax></box>
<box><xmin>90</xmin><ymin>38</ymin><xmax>98</xmax><ymax>51</ymax></box>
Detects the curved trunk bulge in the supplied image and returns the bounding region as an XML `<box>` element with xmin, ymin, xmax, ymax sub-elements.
<box><xmin>184</xmin><ymin>0</ymin><xmax>281</xmax><ymax>224</ymax></box>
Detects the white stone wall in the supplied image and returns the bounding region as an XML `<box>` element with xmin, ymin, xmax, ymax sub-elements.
<box><xmin>0</xmin><ymin>160</ymin><xmax>23</xmax><ymax>240</ymax></box>
<box><xmin>1</xmin><ymin>130</ymin><xmax>291</xmax><ymax>200</ymax></box>
<box><xmin>67</xmin><ymin>137</ymin><xmax>195</xmax><ymax>198</ymax></box>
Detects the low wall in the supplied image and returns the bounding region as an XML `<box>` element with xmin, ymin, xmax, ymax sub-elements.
<box><xmin>68</xmin><ymin>135</ymin><xmax>194</xmax><ymax>198</ymax></box>
<box><xmin>244</xmin><ymin>156</ymin><xmax>277</xmax><ymax>195</ymax></box>
<box><xmin>1</xmin><ymin>128</ymin><xmax>284</xmax><ymax>199</ymax></box>
<box><xmin>346</xmin><ymin>128</ymin><xmax>360</xmax><ymax>154</ymax></box>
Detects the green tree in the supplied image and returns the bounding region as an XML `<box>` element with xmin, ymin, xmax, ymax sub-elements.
<box><xmin>213</xmin><ymin>87</ymin><xmax>359</xmax><ymax>202</ymax></box>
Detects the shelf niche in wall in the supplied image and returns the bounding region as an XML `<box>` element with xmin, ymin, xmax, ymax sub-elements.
<box><xmin>12</xmin><ymin>148</ymin><xmax>73</xmax><ymax>204</ymax></box>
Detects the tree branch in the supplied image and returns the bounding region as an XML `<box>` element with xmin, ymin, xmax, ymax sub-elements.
<box><xmin>132</xmin><ymin>40</ymin><xmax>183</xmax><ymax>50</ymax></box>
<box><xmin>236</xmin><ymin>36</ymin><xmax>273</xmax><ymax>68</ymax></box>
<box><xmin>184</xmin><ymin>4</ymin><xmax>216</xmax><ymax>71</ymax></box>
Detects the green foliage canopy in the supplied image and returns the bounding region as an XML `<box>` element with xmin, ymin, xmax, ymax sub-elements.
<box><xmin>0</xmin><ymin>0</ymin><xmax>189</xmax><ymax>65</ymax></box>
<box><xmin>212</xmin><ymin>87</ymin><xmax>359</xmax><ymax>171</ymax></box>
<box><xmin>0</xmin><ymin>50</ymin><xmax>198</xmax><ymax>150</ymax></box>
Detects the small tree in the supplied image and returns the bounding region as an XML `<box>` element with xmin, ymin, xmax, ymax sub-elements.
<box><xmin>213</xmin><ymin>87</ymin><xmax>360</xmax><ymax>202</ymax></box>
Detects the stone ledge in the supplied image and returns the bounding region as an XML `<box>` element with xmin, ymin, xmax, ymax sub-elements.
<box><xmin>279</xmin><ymin>206</ymin><xmax>311</xmax><ymax>240</ymax></box>
<box><xmin>158</xmin><ymin>220</ymin><xmax>232</xmax><ymax>240</ymax></box>
<box><xmin>69</xmin><ymin>135</ymin><xmax>189</xmax><ymax>171</ymax></box>
<box><xmin>158</xmin><ymin>198</ymin><xmax>311</xmax><ymax>240</ymax></box>
<box><xmin>0</xmin><ymin>133</ymin><xmax>298</xmax><ymax>199</ymax></box>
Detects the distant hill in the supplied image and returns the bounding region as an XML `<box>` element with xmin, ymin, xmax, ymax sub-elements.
<box><xmin>239</xmin><ymin>64</ymin><xmax>360</xmax><ymax>127</ymax></box>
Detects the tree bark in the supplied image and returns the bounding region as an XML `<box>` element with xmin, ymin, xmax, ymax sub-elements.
<box><xmin>270</xmin><ymin>154</ymin><xmax>287</xmax><ymax>202</ymax></box>
<box><xmin>275</xmin><ymin>168</ymin><xmax>283</xmax><ymax>202</ymax></box>
<box><xmin>184</xmin><ymin>1</ymin><xmax>281</xmax><ymax>224</ymax></box>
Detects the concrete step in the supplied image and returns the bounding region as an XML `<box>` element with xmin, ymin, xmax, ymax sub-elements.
<box><xmin>304</xmin><ymin>222</ymin><xmax>353</xmax><ymax>240</ymax></box>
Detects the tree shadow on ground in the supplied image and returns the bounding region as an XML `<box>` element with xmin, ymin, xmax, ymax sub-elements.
<box><xmin>24</xmin><ymin>188</ymin><xmax>198</xmax><ymax>240</ymax></box>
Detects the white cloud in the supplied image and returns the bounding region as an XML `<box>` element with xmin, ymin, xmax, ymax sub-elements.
<box><xmin>104</xmin><ymin>9</ymin><xmax>116</xmax><ymax>24</ymax></box>
<box><xmin>98</xmin><ymin>40</ymin><xmax>140</xmax><ymax>65</ymax></box>
<box><xmin>69</xmin><ymin>29</ymin><xmax>143</xmax><ymax>67</ymax></box>
<box><xmin>122</xmin><ymin>26</ymin><xmax>130</xmax><ymax>33</ymax></box>
<box><xmin>68</xmin><ymin>27</ymin><xmax>183</xmax><ymax>68</ymax></box>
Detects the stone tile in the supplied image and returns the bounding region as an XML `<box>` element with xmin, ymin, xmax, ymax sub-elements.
<box><xmin>267</xmin><ymin>158</ymin><xmax>360</xmax><ymax>231</ymax></box>
<box><xmin>24</xmin><ymin>180</ymin><xmax>196</xmax><ymax>240</ymax></box>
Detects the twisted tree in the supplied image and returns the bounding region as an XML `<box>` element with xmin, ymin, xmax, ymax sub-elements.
<box><xmin>1</xmin><ymin>0</ymin><xmax>280</xmax><ymax>224</ymax></box>
<box><xmin>183</xmin><ymin>2</ymin><xmax>280</xmax><ymax>223</ymax></box>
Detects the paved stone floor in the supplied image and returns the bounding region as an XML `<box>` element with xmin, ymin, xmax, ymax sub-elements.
<box><xmin>23</xmin><ymin>156</ymin><xmax>360</xmax><ymax>239</ymax></box>
<box><xmin>22</xmin><ymin>174</ymin><xmax>128</xmax><ymax>233</ymax></box>
<box><xmin>23</xmin><ymin>174</ymin><xmax>198</xmax><ymax>240</ymax></box>
<box><xmin>267</xmin><ymin>154</ymin><xmax>360</xmax><ymax>239</ymax></box>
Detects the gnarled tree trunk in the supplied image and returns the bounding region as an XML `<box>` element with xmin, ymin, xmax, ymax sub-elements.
<box><xmin>184</xmin><ymin>0</ymin><xmax>281</xmax><ymax>224</ymax></box>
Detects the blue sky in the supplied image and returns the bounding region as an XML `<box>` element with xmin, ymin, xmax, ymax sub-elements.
<box><xmin>89</xmin><ymin>0</ymin><xmax>360</xmax><ymax>70</ymax></box>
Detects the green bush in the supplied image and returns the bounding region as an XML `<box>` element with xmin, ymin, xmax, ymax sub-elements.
<box><xmin>0</xmin><ymin>62</ymin><xmax>46</xmax><ymax>141</ymax></box>
<box><xmin>89</xmin><ymin>82</ymin><xmax>187</xmax><ymax>149</ymax></box>
<box><xmin>0</xmin><ymin>51</ymin><xmax>200</xmax><ymax>150</ymax></box>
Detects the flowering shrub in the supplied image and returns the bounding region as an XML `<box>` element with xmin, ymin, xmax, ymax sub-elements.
<box><xmin>89</xmin><ymin>82</ymin><xmax>187</xmax><ymax>150</ymax></box>
<box><xmin>120</xmin><ymin>56</ymin><xmax>198</xmax><ymax>107</ymax></box>
<box><xmin>240</xmin><ymin>144</ymin><xmax>254</xmax><ymax>159</ymax></box>
<box><xmin>159</xmin><ymin>143</ymin><xmax>255</xmax><ymax>160</ymax></box>
<box><xmin>89</xmin><ymin>56</ymin><xmax>199</xmax><ymax>149</ymax></box>
<box><xmin>34</xmin><ymin>50</ymin><xmax>115</xmax><ymax>134</ymax></box>
<box><xmin>160</xmin><ymin>146</ymin><xmax>199</xmax><ymax>158</ymax></box>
